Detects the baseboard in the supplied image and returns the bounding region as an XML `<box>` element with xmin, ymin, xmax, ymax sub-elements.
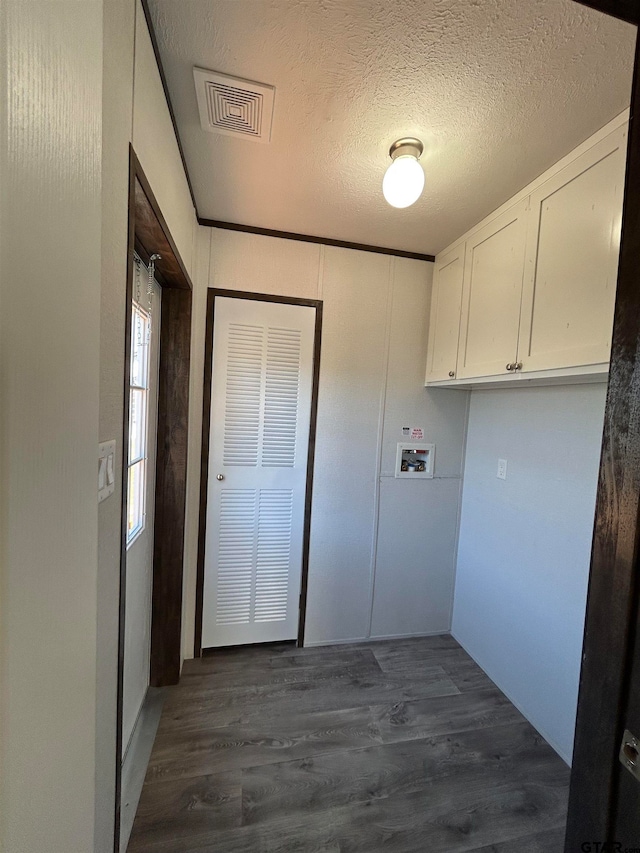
<box><xmin>303</xmin><ymin>636</ymin><xmax>369</xmax><ymax>647</ymax></box>
<box><xmin>368</xmin><ymin>629</ymin><xmax>452</xmax><ymax>642</ymax></box>
<box><xmin>451</xmin><ymin>630</ymin><xmax>572</xmax><ymax>766</ymax></box>
<box><xmin>119</xmin><ymin>687</ymin><xmax>168</xmax><ymax>852</ymax></box>
<box><xmin>304</xmin><ymin>629</ymin><xmax>451</xmax><ymax>648</ymax></box>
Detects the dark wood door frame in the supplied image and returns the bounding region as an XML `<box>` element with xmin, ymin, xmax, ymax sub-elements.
<box><xmin>114</xmin><ymin>147</ymin><xmax>193</xmax><ymax>850</ymax></box>
<box><xmin>193</xmin><ymin>288</ymin><xmax>323</xmax><ymax>657</ymax></box>
<box><xmin>566</xmin><ymin>2</ymin><xmax>640</xmax><ymax>849</ymax></box>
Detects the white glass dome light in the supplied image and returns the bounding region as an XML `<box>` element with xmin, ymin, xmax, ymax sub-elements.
<box><xmin>382</xmin><ymin>138</ymin><xmax>425</xmax><ymax>209</ymax></box>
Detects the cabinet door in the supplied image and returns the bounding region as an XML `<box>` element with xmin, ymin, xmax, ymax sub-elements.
<box><xmin>518</xmin><ymin>126</ymin><xmax>626</xmax><ymax>373</ymax></box>
<box><xmin>425</xmin><ymin>243</ymin><xmax>464</xmax><ymax>382</ymax></box>
<box><xmin>456</xmin><ymin>200</ymin><xmax>528</xmax><ymax>379</ymax></box>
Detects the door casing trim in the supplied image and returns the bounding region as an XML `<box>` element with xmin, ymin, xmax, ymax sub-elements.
<box><xmin>114</xmin><ymin>147</ymin><xmax>193</xmax><ymax>852</ymax></box>
<box><xmin>565</xmin><ymin>2</ymin><xmax>640</xmax><ymax>847</ymax></box>
<box><xmin>194</xmin><ymin>288</ymin><xmax>323</xmax><ymax>656</ymax></box>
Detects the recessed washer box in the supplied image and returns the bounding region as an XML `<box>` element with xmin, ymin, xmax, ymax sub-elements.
<box><xmin>395</xmin><ymin>443</ymin><xmax>435</xmax><ymax>479</ymax></box>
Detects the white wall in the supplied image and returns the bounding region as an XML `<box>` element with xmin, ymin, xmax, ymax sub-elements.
<box><xmin>99</xmin><ymin>0</ymin><xmax>199</xmax><ymax>849</ymax></box>
<box><xmin>1</xmin><ymin>0</ymin><xmax>200</xmax><ymax>847</ymax></box>
<box><xmin>0</xmin><ymin>1</ymin><xmax>102</xmax><ymax>851</ymax></box>
<box><xmin>452</xmin><ymin>384</ymin><xmax>606</xmax><ymax>763</ymax></box>
<box><xmin>182</xmin><ymin>229</ymin><xmax>468</xmax><ymax>653</ymax></box>
<box><xmin>132</xmin><ymin>2</ymin><xmax>195</xmax><ymax>274</ymax></box>
<box><xmin>370</xmin><ymin>260</ymin><xmax>467</xmax><ymax>637</ymax></box>
<box><xmin>96</xmin><ymin>0</ymin><xmax>136</xmax><ymax>845</ymax></box>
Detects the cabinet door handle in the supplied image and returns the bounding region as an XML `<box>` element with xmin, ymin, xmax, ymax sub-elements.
<box><xmin>448</xmin><ymin>371</ymin><xmax>455</xmax><ymax>378</ymax></box>
<box><xmin>506</xmin><ymin>363</ymin><xmax>513</xmax><ymax>371</ymax></box>
<box><xmin>514</xmin><ymin>362</ymin><xmax>523</xmax><ymax>371</ymax></box>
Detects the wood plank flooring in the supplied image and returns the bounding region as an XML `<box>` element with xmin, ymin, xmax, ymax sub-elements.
<box><xmin>127</xmin><ymin>635</ymin><xmax>569</xmax><ymax>852</ymax></box>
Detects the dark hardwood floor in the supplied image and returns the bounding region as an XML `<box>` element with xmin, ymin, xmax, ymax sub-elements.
<box><xmin>127</xmin><ymin>635</ymin><xmax>569</xmax><ymax>852</ymax></box>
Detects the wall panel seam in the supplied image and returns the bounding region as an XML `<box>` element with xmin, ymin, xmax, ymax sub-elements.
<box><xmin>366</xmin><ymin>256</ymin><xmax>395</xmax><ymax>638</ymax></box>
<box><xmin>183</xmin><ymin>226</ymin><xmax>211</xmax><ymax>661</ymax></box>
<box><xmin>208</xmin><ymin>229</ymin><xmax>216</xmax><ymax>288</ymax></box>
<box><xmin>317</xmin><ymin>244</ymin><xmax>325</xmax><ymax>300</ymax></box>
<box><xmin>130</xmin><ymin>0</ymin><xmax>137</xmax><ymax>141</ymax></box>
<box><xmin>449</xmin><ymin>389</ymin><xmax>472</xmax><ymax>631</ymax></box>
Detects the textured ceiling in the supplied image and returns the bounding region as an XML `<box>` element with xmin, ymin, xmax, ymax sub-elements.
<box><xmin>148</xmin><ymin>0</ymin><xmax>635</xmax><ymax>255</ymax></box>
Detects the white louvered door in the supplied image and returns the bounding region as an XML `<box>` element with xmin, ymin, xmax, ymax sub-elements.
<box><xmin>202</xmin><ymin>296</ymin><xmax>317</xmax><ymax>647</ymax></box>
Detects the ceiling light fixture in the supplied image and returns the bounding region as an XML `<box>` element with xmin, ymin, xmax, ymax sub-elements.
<box><xmin>382</xmin><ymin>138</ymin><xmax>425</xmax><ymax>209</ymax></box>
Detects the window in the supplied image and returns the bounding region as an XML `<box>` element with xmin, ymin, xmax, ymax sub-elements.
<box><xmin>127</xmin><ymin>300</ymin><xmax>151</xmax><ymax>545</ymax></box>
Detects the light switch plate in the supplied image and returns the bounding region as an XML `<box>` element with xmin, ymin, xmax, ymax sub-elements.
<box><xmin>99</xmin><ymin>440</ymin><xmax>117</xmax><ymax>503</ymax></box>
<box><xmin>497</xmin><ymin>458</ymin><xmax>508</xmax><ymax>480</ymax></box>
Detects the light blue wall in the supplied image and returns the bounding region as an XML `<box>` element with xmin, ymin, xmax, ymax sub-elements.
<box><xmin>452</xmin><ymin>383</ymin><xmax>606</xmax><ymax>763</ymax></box>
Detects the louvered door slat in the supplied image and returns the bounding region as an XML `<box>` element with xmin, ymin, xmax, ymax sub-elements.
<box><xmin>263</xmin><ymin>327</ymin><xmax>301</xmax><ymax>468</ymax></box>
<box><xmin>215</xmin><ymin>489</ymin><xmax>255</xmax><ymax>625</ymax></box>
<box><xmin>254</xmin><ymin>489</ymin><xmax>293</xmax><ymax>623</ymax></box>
<box><xmin>222</xmin><ymin>324</ymin><xmax>263</xmax><ymax>467</ymax></box>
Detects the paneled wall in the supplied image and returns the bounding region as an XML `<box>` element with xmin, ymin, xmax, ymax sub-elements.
<box><xmin>306</xmin><ymin>248</ymin><xmax>391</xmax><ymax>642</ymax></box>
<box><xmin>98</xmin><ymin>1</ymin><xmax>199</xmax><ymax>849</ymax></box>
<box><xmin>452</xmin><ymin>384</ymin><xmax>606</xmax><ymax>763</ymax></box>
<box><xmin>372</xmin><ymin>259</ymin><xmax>470</xmax><ymax>639</ymax></box>
<box><xmin>1</xmin><ymin>0</ymin><xmax>198</xmax><ymax>846</ymax></box>
<box><xmin>182</xmin><ymin>229</ymin><xmax>469</xmax><ymax>653</ymax></box>
<box><xmin>1</xmin><ymin>1</ymin><xmax>103</xmax><ymax>851</ymax></box>
<box><xmin>131</xmin><ymin>5</ymin><xmax>195</xmax><ymax>273</ymax></box>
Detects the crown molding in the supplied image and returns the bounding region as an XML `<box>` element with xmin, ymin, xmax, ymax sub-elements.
<box><xmin>198</xmin><ymin>217</ymin><xmax>435</xmax><ymax>262</ymax></box>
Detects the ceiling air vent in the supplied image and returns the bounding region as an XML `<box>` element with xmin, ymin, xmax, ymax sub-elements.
<box><xmin>193</xmin><ymin>68</ymin><xmax>275</xmax><ymax>143</ymax></box>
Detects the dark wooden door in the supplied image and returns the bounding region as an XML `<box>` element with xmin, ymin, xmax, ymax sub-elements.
<box><xmin>565</xmin><ymin>5</ymin><xmax>640</xmax><ymax>850</ymax></box>
<box><xmin>607</xmin><ymin>23</ymin><xmax>640</xmax><ymax>852</ymax></box>
<box><xmin>614</xmin><ymin>621</ymin><xmax>640</xmax><ymax>844</ymax></box>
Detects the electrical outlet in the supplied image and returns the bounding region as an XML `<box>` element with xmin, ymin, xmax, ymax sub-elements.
<box><xmin>497</xmin><ymin>458</ymin><xmax>508</xmax><ymax>480</ymax></box>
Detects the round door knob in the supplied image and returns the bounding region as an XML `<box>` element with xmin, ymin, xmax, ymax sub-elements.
<box><xmin>448</xmin><ymin>371</ymin><xmax>455</xmax><ymax>378</ymax></box>
<box><xmin>514</xmin><ymin>361</ymin><xmax>523</xmax><ymax>371</ymax></box>
<box><xmin>216</xmin><ymin>474</ymin><xmax>225</xmax><ymax>481</ymax></box>
<box><xmin>506</xmin><ymin>363</ymin><xmax>513</xmax><ymax>371</ymax></box>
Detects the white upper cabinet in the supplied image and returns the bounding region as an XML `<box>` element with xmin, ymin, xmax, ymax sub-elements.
<box><xmin>517</xmin><ymin>126</ymin><xmax>626</xmax><ymax>374</ymax></box>
<box><xmin>425</xmin><ymin>243</ymin><xmax>464</xmax><ymax>382</ymax></box>
<box><xmin>456</xmin><ymin>200</ymin><xmax>528</xmax><ymax>379</ymax></box>
<box><xmin>425</xmin><ymin>114</ymin><xmax>628</xmax><ymax>388</ymax></box>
